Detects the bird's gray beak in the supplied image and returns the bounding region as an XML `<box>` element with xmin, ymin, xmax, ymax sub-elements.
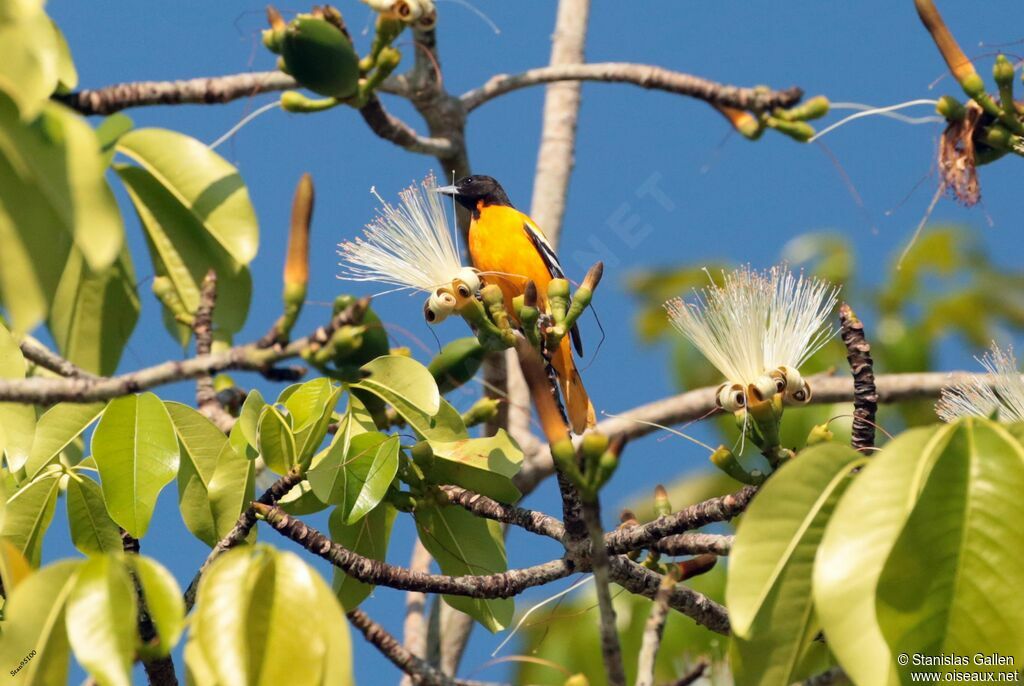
<box><xmin>433</xmin><ymin>184</ymin><xmax>459</xmax><ymax>196</ymax></box>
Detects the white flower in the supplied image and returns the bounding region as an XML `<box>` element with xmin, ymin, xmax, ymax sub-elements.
<box><xmin>665</xmin><ymin>265</ymin><xmax>838</xmax><ymax>411</ymax></box>
<box><xmin>338</xmin><ymin>173</ymin><xmax>479</xmax><ymax>323</ymax></box>
<box><xmin>936</xmin><ymin>343</ymin><xmax>1024</xmax><ymax>423</ymax></box>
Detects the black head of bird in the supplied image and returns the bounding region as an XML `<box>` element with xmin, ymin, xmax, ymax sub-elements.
<box><xmin>434</xmin><ymin>175</ymin><xmax>513</xmax><ymax>212</ymax></box>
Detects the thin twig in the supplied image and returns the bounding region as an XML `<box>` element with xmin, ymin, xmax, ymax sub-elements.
<box><xmin>18</xmin><ymin>337</ymin><xmax>97</xmax><ymax>379</ymax></box>
<box><xmin>121</xmin><ymin>531</ymin><xmax>178</xmax><ymax>686</ymax></box>
<box><xmin>192</xmin><ymin>270</ymin><xmax>233</xmax><ymax>433</ymax></box>
<box><xmin>608</xmin><ymin>557</ymin><xmax>730</xmax><ymax>635</ymax></box>
<box><xmin>636</xmin><ymin>573</ymin><xmax>675</xmax><ymax>686</ymax></box>
<box><xmin>439</xmin><ymin>485</ymin><xmax>566</xmax><ymax>541</ymax></box>
<box><xmin>839</xmin><ymin>303</ymin><xmax>879</xmax><ymax>451</ymax></box>
<box><xmin>462</xmin><ymin>62</ymin><xmax>803</xmax><ymax>113</ymax></box>
<box><xmin>662</xmin><ymin>659</ymin><xmax>709</xmax><ymax>686</ymax></box>
<box><xmin>582</xmin><ymin>499</ymin><xmax>626</xmax><ymax>686</ymax></box>
<box><xmin>604</xmin><ymin>487</ymin><xmax>756</xmax><ymax>555</ymax></box>
<box><xmin>255</xmin><ymin>503</ymin><xmax>575</xmax><ymax>598</ymax></box>
<box><xmin>183</xmin><ymin>468</ymin><xmax>305</xmax><ymax>610</ymax></box>
<box><xmin>359</xmin><ymin>94</ymin><xmax>455</xmax><ymax>156</ymax></box>
<box><xmin>347</xmin><ymin>608</ymin><xmax>501</xmax><ymax>686</ymax></box>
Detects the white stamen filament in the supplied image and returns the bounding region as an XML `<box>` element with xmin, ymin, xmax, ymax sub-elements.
<box><xmin>936</xmin><ymin>343</ymin><xmax>1024</xmax><ymax>423</ymax></box>
<box><xmin>338</xmin><ymin>173</ymin><xmax>467</xmax><ymax>293</ymax></box>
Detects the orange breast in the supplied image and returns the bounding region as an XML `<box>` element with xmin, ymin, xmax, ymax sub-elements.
<box><xmin>468</xmin><ymin>205</ymin><xmax>554</xmax><ymax>317</ymax></box>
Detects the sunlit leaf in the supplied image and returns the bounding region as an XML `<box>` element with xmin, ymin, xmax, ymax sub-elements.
<box><xmin>352</xmin><ymin>355</ymin><xmax>441</xmax><ymax>419</ymax></box>
<box><xmin>130</xmin><ymin>555</ymin><xmax>185</xmax><ymax>657</ymax></box>
<box><xmin>190</xmin><ymin>545</ymin><xmax>353</xmax><ymax>686</ymax></box>
<box><xmin>116</xmin><ymin>162</ymin><xmax>251</xmax><ymax>345</ymax></box>
<box><xmin>257</xmin><ymin>405</ymin><xmax>296</xmax><ymax>475</ymax></box>
<box><xmin>415</xmin><ymin>504</ymin><xmax>513</xmax><ymax>632</ymax></box>
<box><xmin>727</xmin><ymin>443</ymin><xmax>863</xmax><ymax>686</ymax></box>
<box><xmin>0</xmin><ymin>559</ymin><xmax>80</xmax><ymax>686</ymax></box>
<box><xmin>0</xmin><ymin>321</ymin><xmax>36</xmax><ymax>472</ymax></box>
<box><xmin>48</xmin><ymin>246</ymin><xmax>139</xmax><ymax>376</ymax></box>
<box><xmin>24</xmin><ymin>401</ymin><xmax>104</xmax><ymax>479</ymax></box>
<box><xmin>876</xmin><ymin>419</ymin><xmax>1024</xmax><ymax>682</ymax></box>
<box><xmin>0</xmin><ymin>2</ymin><xmax>58</xmax><ymax>119</ymax></box>
<box><xmin>329</xmin><ymin>502</ymin><xmax>396</xmax><ymax>610</ymax></box>
<box><xmin>0</xmin><ymin>470</ymin><xmax>60</xmax><ymax>566</ymax></box>
<box><xmin>0</xmin><ymin>537</ymin><xmax>31</xmax><ymax>593</ymax></box>
<box><xmin>66</xmin><ymin>555</ymin><xmax>137</xmax><ymax>686</ymax></box>
<box><xmin>116</xmin><ymin>128</ymin><xmax>258</xmax><ymax>264</ymax></box>
<box><xmin>308</xmin><ymin>431</ymin><xmax>399</xmax><ymax>524</ymax></box>
<box><xmin>425</xmin><ymin>430</ymin><xmax>523</xmax><ymax>503</ymax></box>
<box><xmin>814</xmin><ymin>425</ymin><xmax>945</xmax><ymax>686</ymax></box>
<box><xmin>65</xmin><ymin>473</ymin><xmax>122</xmax><ymax>555</ymax></box>
<box><xmin>91</xmin><ymin>393</ymin><xmax>179</xmax><ymax>538</ymax></box>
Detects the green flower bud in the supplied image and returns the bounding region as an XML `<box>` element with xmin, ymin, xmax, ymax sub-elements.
<box><xmin>411</xmin><ymin>441</ymin><xmax>434</xmax><ymax>472</ymax></box>
<box><xmin>461</xmin><ymin>397</ymin><xmax>501</xmax><ymax>428</ymax></box>
<box><xmin>710</xmin><ymin>445</ymin><xmax>766</xmax><ymax>485</ymax></box>
<box><xmin>551</xmin><ymin>438</ymin><xmax>584</xmax><ymax>486</ymax></box>
<box><xmin>281</xmin><ymin>15</ymin><xmax>360</xmax><ymax>98</ymax></box>
<box><xmin>428</xmin><ymin>337</ymin><xmax>486</xmax><ymax>393</ymax></box>
<box><xmin>547</xmin><ymin>278</ymin><xmax>571</xmax><ymax>321</ymax></box>
<box><xmin>280</xmin><ymin>90</ymin><xmax>340</xmax><ymax>113</ymax></box>
<box><xmin>806</xmin><ymin>422</ymin><xmax>834</xmax><ymax>446</ymax></box>
<box><xmin>767</xmin><ymin>117</ymin><xmax>815</xmax><ymax>142</ymax></box>
<box><xmin>936</xmin><ymin>95</ymin><xmax>966</xmax><ymax>121</ymax></box>
<box><xmin>994</xmin><ymin>54</ymin><xmax>1015</xmax><ymax>88</ymax></box>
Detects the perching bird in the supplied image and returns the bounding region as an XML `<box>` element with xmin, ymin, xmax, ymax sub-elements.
<box><xmin>436</xmin><ymin>175</ymin><xmax>596</xmax><ymax>433</ymax></box>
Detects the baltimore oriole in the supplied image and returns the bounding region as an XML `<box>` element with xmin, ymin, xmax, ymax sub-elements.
<box><xmin>436</xmin><ymin>175</ymin><xmax>596</xmax><ymax>433</ymax></box>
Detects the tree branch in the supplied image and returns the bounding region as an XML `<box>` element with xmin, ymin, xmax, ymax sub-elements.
<box><xmin>462</xmin><ymin>62</ymin><xmax>803</xmax><ymax>113</ymax></box>
<box><xmin>0</xmin><ymin>298</ymin><xmax>368</xmax><ymax>404</ymax></box>
<box><xmin>192</xmin><ymin>270</ymin><xmax>234</xmax><ymax>433</ymax></box>
<box><xmin>400</xmin><ymin>540</ymin><xmax>434</xmax><ymax>686</ymax></box>
<box><xmin>359</xmin><ymin>94</ymin><xmax>456</xmax><ymax>156</ymax></box>
<box><xmin>513</xmin><ymin>370</ymin><xmax>1011</xmax><ymax>495</ymax></box>
<box><xmin>582</xmin><ymin>498</ymin><xmax>626</xmax><ymax>686</ymax></box>
<box><xmin>255</xmin><ymin>503</ymin><xmax>576</xmax><ymax>598</ymax></box>
<box><xmin>57</xmin><ymin>71</ymin><xmax>297</xmax><ymax>115</ymax></box>
<box><xmin>636</xmin><ymin>572</ymin><xmax>673</xmax><ymax>686</ymax></box>
<box><xmin>650</xmin><ymin>532</ymin><xmax>734</xmax><ymax>557</ymax></box>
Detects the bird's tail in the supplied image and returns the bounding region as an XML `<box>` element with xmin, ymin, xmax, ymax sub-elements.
<box><xmin>550</xmin><ymin>336</ymin><xmax>596</xmax><ymax>434</ymax></box>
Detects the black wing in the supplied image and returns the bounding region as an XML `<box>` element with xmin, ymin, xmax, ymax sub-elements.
<box><xmin>523</xmin><ymin>218</ymin><xmax>585</xmax><ymax>357</ymax></box>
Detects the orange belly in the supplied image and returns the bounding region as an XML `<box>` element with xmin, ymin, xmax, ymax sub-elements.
<box><xmin>468</xmin><ymin>205</ymin><xmax>553</xmax><ymax>316</ymax></box>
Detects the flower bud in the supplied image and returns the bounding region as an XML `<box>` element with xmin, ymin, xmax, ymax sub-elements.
<box><xmin>281</xmin><ymin>15</ymin><xmax>360</xmax><ymax>98</ymax></box>
<box><xmin>428</xmin><ymin>337</ymin><xmax>486</xmax><ymax>393</ymax></box>
<box><xmin>411</xmin><ymin>441</ymin><xmax>434</xmax><ymax>472</ymax></box>
<box><xmin>994</xmin><ymin>54</ymin><xmax>1015</xmax><ymax>88</ymax></box>
<box><xmin>806</xmin><ymin>422</ymin><xmax>834</xmax><ymax>446</ymax></box>
<box><xmin>653</xmin><ymin>484</ymin><xmax>671</xmax><ymax>518</ymax></box>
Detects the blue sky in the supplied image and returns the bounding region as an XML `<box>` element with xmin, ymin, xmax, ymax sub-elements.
<box><xmin>43</xmin><ymin>1</ymin><xmax>1023</xmax><ymax>683</ymax></box>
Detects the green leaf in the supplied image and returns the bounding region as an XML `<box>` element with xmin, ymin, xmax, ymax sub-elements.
<box><xmin>426</xmin><ymin>429</ymin><xmax>524</xmax><ymax>503</ymax></box>
<box><xmin>308</xmin><ymin>432</ymin><xmax>400</xmax><ymax>524</ymax></box>
<box><xmin>814</xmin><ymin>425</ymin><xmax>947</xmax><ymax>686</ymax></box>
<box><xmin>727</xmin><ymin>443</ymin><xmax>864</xmax><ymax>686</ymax></box>
<box><xmin>0</xmin><ymin>538</ymin><xmax>32</xmax><ymax>593</ymax></box>
<box><xmin>95</xmin><ymin>113</ymin><xmax>133</xmax><ymax>166</ymax></box>
<box><xmin>167</xmin><ymin>402</ymin><xmax>253</xmax><ymax>547</ymax></box>
<box><xmin>231</xmin><ymin>389</ymin><xmax>266</xmax><ymax>459</ymax></box>
<box><xmin>353</xmin><ymin>354</ymin><xmax>441</xmax><ymax>417</ymax></box>
<box><xmin>0</xmin><ymin>321</ymin><xmax>36</xmax><ymax>472</ymax></box>
<box><xmin>0</xmin><ymin>470</ymin><xmax>60</xmax><ymax>566</ymax></box>
<box><xmin>116</xmin><ymin>128</ymin><xmax>258</xmax><ymax>265</ymax></box>
<box><xmin>414</xmin><ymin>504</ymin><xmax>513</xmax><ymax>632</ymax></box>
<box><xmin>66</xmin><ymin>555</ymin><xmax>137</xmax><ymax>686</ymax></box>
<box><xmin>0</xmin><ymin>559</ymin><xmax>80</xmax><ymax>686</ymax></box>
<box><xmin>329</xmin><ymin>502</ymin><xmax>396</xmax><ymax>610</ymax></box>
<box><xmin>91</xmin><ymin>393</ymin><xmax>179</xmax><ymax>538</ymax></box>
<box><xmin>65</xmin><ymin>473</ymin><xmax>122</xmax><ymax>555</ymax></box>
<box><xmin>48</xmin><ymin>246</ymin><xmax>139</xmax><ymax>375</ymax></box>
<box><xmin>0</xmin><ymin>2</ymin><xmax>58</xmax><ymax>119</ymax></box>
<box><xmin>50</xmin><ymin>19</ymin><xmax>77</xmax><ymax>93</ymax></box>
<box><xmin>116</xmin><ymin>163</ymin><xmax>251</xmax><ymax>345</ymax></box>
<box><xmin>130</xmin><ymin>555</ymin><xmax>185</xmax><ymax>657</ymax></box>
<box><xmin>190</xmin><ymin>545</ymin><xmax>353</xmax><ymax>686</ymax></box>
<box><xmin>257</xmin><ymin>405</ymin><xmax>297</xmax><ymax>475</ymax></box>
<box><xmin>876</xmin><ymin>419</ymin><xmax>1024</xmax><ymax>683</ymax></box>
<box><xmin>24</xmin><ymin>400</ymin><xmax>105</xmax><ymax>479</ymax></box>
<box><xmin>283</xmin><ymin>378</ymin><xmax>343</xmax><ymax>465</ymax></box>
